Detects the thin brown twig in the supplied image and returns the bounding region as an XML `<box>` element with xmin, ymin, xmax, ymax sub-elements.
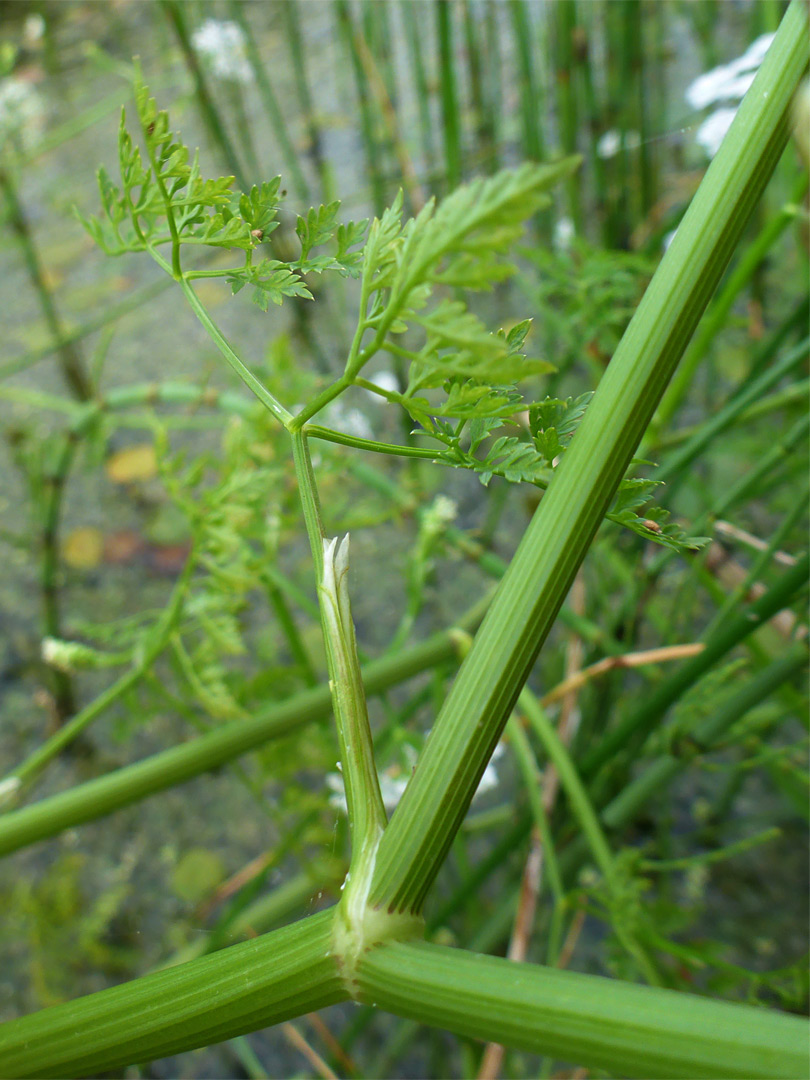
<box><xmin>282</xmin><ymin>1022</ymin><xmax>338</xmax><ymax>1080</ymax></box>
<box><xmin>305</xmin><ymin>1012</ymin><xmax>358</xmax><ymax>1076</ymax></box>
<box><xmin>196</xmin><ymin>850</ymin><xmax>274</xmax><ymax>921</ymax></box>
<box><xmin>714</xmin><ymin>519</ymin><xmax>797</xmax><ymax>566</ymax></box>
<box><xmin>557</xmin><ymin>904</ymin><xmax>587</xmax><ymax>971</ymax></box>
<box><xmin>540</xmin><ymin>641</ymin><xmax>705</xmax><ymax>710</ymax></box>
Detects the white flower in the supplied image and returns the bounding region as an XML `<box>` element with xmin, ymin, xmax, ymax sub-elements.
<box><xmin>379</xmin><ymin>772</ymin><xmax>409</xmax><ymax>812</ymax></box>
<box><xmin>0</xmin><ymin>76</ymin><xmax>45</xmax><ymax>154</ymax></box>
<box><xmin>662</xmin><ymin>229</ymin><xmax>678</xmax><ymax>253</ymax></box>
<box><xmin>741</xmin><ymin>32</ymin><xmax>776</xmax><ymax>70</ymax></box>
<box><xmin>326</xmin><ymin>765</ymin><xmax>408</xmax><ymax>815</ymax></box>
<box><xmin>326</xmin><ymin>401</ymin><xmax>374</xmax><ymax>440</ymax></box>
<box><xmin>596</xmin><ymin>129</ymin><xmax>641</xmax><ymax>160</ymax></box>
<box><xmin>191</xmin><ymin>19</ymin><xmax>252</xmax><ymax>84</ymax></box>
<box><xmin>687</xmin><ymin>66</ymin><xmax>738</xmax><ymax>111</ymax></box>
<box><xmin>23</xmin><ymin>14</ymin><xmax>45</xmax><ymax>46</ymax></box>
<box><xmin>327</xmin><ymin>741</ymin><xmax>503</xmax><ymax>817</ymax></box>
<box><xmin>685</xmin><ymin>33</ymin><xmax>774</xmax><ymax>111</ymax></box>
<box><xmin>326</xmin><ymin>772</ymin><xmax>348</xmax><ymax>813</ymax></box>
<box><xmin>476</xmin><ymin>742</ymin><xmax>505</xmax><ymax>797</ymax></box>
<box><xmin>423</xmin><ymin>495</ymin><xmax>457</xmax><ymax>536</ymax></box>
<box><xmin>696</xmin><ymin>107</ymin><xmax>738</xmax><ymax>158</ymax></box>
<box><xmin>553</xmin><ymin>216</ymin><xmax>575</xmax><ymax>253</ymax></box>
<box><xmin>0</xmin><ymin>775</ymin><xmax>21</xmax><ymax>807</ymax></box>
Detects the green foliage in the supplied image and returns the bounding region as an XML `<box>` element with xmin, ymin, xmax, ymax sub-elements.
<box><xmin>522</xmin><ymin>241</ymin><xmax>654</xmax><ymax>372</ymax></box>
<box><xmin>171</xmin><ymin>848</ymin><xmax>225</xmax><ymax>905</ymax></box>
<box><xmin>77</xmin><ymin>75</ymin><xmax>365</xmax><ymax>313</ymax></box>
<box><xmin>608</xmin><ymin>473</ymin><xmax>711</xmax><ymax>553</ymax></box>
<box><xmin>81</xmin><ymin>71</ymin><xmax>683</xmax><ymax>569</ymax></box>
<box><xmin>1</xmin><ymin>853</ymin><xmax>137</xmax><ymax>1008</ymax></box>
<box><xmin>414</xmin><ymin>390</ymin><xmax>706</xmax><ymax>552</ymax></box>
<box><xmin>3</xmin><ymin>15</ymin><xmax>808</xmax><ymax>1076</ymax></box>
<box><xmin>347</xmin><ymin>162</ymin><xmax>579</xmax><ymax>417</ymax></box>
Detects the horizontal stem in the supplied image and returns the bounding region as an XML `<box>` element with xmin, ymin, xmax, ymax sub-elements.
<box><xmin>0</xmin><ymin>910</ymin><xmax>345</xmax><ymax>1078</ymax></box>
<box><xmin>354</xmin><ymin>940</ymin><xmax>808</xmax><ymax>1079</ymax></box>
<box><xmin>306</xmin><ymin>424</ymin><xmax>441</xmax><ymax>460</ymax></box>
<box><xmin>0</xmin><ymin>597</ymin><xmax>491</xmax><ymax>857</ymax></box>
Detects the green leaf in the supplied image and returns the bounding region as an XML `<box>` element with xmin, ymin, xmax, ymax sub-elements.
<box><xmin>473</xmin><ymin>435</ymin><xmax>552</xmax><ymax>486</ymax></box>
<box><xmin>529</xmin><ymin>393</ymin><xmax>593</xmax><ymax>464</ymax></box>
<box><xmin>405</xmin><ymin>301</ymin><xmax>554</xmax><ymax>395</ymax></box>
<box><xmin>225</xmin><ymin>259</ymin><xmax>312</xmax><ymax>310</ymax></box>
<box><xmin>362</xmin><ymin>189</ymin><xmax>405</xmax><ymax>288</ymax></box>
<box><xmin>606</xmin><ymin>476</ymin><xmax>710</xmax><ymax>553</ymax></box>
<box><xmin>431</xmin><ymin>252</ymin><xmax>516</xmax><ymax>290</ymax></box>
<box><xmin>292</xmin><ymin>203</ymin><xmax>369</xmax><ymax>277</ymax></box>
<box><xmin>407</xmin><ymin>382</ymin><xmax>523</xmax><ymax>424</ymax></box>
<box><xmin>239</xmin><ymin>178</ymin><xmax>283</xmax><ymax>239</ymax></box>
<box><xmin>335</xmin><ymin>218</ymin><xmax>369</xmax><ymax>277</ymax></box>
<box><xmin>296</xmin><ymin>200</ymin><xmax>341</xmax><ymax>259</ymax></box>
<box><xmin>391</xmin><ymin>158</ymin><xmax>581</xmax><ymax>300</ymax></box>
<box><xmin>81</xmin><ymin>77</ymin><xmax>269</xmax><ymax>259</ymax></box>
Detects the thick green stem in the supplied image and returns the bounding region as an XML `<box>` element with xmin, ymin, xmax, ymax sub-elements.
<box><xmin>354</xmin><ymin>940</ymin><xmax>808</xmax><ymax>1079</ymax></box>
<box><xmin>366</xmin><ymin>2</ymin><xmax>808</xmax><ymax>916</ymax></box>
<box><xmin>0</xmin><ymin>910</ymin><xmax>345</xmax><ymax>1078</ymax></box>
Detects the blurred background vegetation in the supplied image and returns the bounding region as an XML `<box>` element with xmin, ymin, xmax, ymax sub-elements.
<box><xmin>0</xmin><ymin>2</ymin><xmax>806</xmax><ymax>1077</ymax></box>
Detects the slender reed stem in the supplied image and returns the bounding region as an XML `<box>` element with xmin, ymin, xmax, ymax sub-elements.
<box><xmin>39</xmin><ymin>432</ymin><xmax>80</xmax><ymax>720</ymax></box>
<box><xmin>230</xmin><ymin>1</ymin><xmax>310</xmax><ymax>200</ymax></box>
<box><xmin>436</xmin><ymin>0</ymin><xmax>462</xmax><ymax>191</ymax></box>
<box><xmin>335</xmin><ymin>0</ymin><xmax>389</xmax><ymax>214</ymax></box>
<box><xmin>159</xmin><ymin>0</ymin><xmax>249</xmax><ymax>191</ymax></box>
<box><xmin>282</xmin><ymin>0</ymin><xmax>328</xmax><ymax>194</ymax></box>
<box><xmin>0</xmin><ymin>168</ymin><xmax>91</xmax><ymax>399</ymax></box>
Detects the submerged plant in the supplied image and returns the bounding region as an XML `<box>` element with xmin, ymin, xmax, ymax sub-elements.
<box><xmin>0</xmin><ymin>4</ymin><xmax>808</xmax><ymax>1076</ymax></box>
